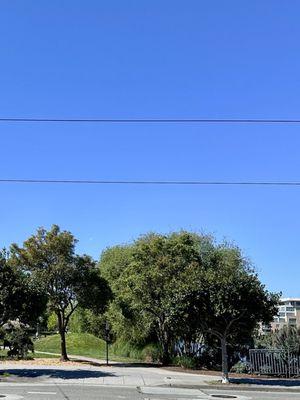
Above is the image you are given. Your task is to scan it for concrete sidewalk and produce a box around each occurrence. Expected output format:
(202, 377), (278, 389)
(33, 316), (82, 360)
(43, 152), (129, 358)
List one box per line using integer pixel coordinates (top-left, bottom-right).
(1, 354), (300, 393)
(0, 356), (216, 387)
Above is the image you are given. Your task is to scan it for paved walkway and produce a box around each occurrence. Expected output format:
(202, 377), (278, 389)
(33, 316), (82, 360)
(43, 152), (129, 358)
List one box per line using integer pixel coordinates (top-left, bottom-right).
(0, 354), (216, 387)
(2, 353), (300, 392)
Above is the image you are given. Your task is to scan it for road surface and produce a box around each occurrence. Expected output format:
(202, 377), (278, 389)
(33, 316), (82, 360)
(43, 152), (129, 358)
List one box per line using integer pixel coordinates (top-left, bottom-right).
(1, 384), (300, 400)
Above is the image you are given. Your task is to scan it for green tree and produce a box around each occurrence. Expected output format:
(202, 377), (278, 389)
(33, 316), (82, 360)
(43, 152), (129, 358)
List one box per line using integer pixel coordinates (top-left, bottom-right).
(11, 225), (111, 361)
(100, 231), (214, 364)
(100, 245), (153, 345)
(99, 231), (279, 378)
(0, 249), (45, 328)
(191, 245), (279, 383)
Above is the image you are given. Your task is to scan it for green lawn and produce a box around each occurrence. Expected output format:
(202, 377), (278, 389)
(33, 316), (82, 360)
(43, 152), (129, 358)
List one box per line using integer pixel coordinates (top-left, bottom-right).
(34, 333), (141, 362)
(1, 333), (157, 363)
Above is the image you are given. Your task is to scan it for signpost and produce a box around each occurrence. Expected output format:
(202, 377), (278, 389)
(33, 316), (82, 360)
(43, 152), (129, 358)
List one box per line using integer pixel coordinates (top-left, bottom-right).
(104, 321), (110, 366)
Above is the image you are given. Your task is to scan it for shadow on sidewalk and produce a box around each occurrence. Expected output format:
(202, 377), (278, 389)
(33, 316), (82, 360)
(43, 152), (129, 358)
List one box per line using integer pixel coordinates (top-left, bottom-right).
(0, 368), (115, 380)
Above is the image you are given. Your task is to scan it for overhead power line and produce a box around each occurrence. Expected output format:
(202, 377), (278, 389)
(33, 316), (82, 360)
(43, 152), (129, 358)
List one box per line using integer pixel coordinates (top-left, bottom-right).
(1, 179), (300, 186)
(1, 117), (300, 124)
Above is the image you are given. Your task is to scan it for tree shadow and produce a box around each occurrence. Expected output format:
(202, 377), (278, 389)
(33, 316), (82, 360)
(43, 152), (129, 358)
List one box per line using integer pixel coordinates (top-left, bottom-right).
(230, 377), (300, 387)
(0, 368), (115, 380)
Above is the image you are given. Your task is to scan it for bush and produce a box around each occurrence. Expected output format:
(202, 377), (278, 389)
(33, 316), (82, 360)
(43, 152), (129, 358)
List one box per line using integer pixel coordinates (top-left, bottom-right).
(259, 365), (272, 375)
(141, 343), (161, 363)
(111, 340), (161, 362)
(174, 355), (198, 369)
(230, 361), (251, 374)
(2, 321), (34, 359)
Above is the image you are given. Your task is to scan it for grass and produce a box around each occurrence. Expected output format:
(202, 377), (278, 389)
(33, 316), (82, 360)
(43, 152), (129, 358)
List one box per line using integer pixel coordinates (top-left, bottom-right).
(34, 333), (142, 362)
(1, 333), (160, 363)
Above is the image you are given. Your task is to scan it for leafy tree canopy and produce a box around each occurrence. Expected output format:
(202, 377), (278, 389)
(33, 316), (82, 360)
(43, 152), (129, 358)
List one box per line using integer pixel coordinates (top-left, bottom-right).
(11, 225), (111, 361)
(100, 231), (215, 363)
(0, 249), (45, 328)
(99, 231), (279, 374)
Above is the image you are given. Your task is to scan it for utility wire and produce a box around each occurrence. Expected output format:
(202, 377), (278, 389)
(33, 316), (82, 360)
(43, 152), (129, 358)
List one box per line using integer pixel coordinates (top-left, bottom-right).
(1, 117), (300, 124)
(1, 179), (300, 186)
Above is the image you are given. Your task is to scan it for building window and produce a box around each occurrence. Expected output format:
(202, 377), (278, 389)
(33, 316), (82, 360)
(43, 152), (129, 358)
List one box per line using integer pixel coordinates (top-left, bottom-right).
(278, 312), (286, 317)
(286, 307), (295, 312)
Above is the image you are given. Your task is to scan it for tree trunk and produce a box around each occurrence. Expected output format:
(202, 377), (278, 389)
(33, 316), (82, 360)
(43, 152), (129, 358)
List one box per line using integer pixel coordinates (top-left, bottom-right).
(57, 311), (69, 362)
(158, 321), (171, 365)
(220, 336), (229, 383)
(161, 341), (171, 365)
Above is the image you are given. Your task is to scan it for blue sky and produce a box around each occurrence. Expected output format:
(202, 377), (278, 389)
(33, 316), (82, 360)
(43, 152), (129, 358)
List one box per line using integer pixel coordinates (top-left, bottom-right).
(1, 1), (300, 296)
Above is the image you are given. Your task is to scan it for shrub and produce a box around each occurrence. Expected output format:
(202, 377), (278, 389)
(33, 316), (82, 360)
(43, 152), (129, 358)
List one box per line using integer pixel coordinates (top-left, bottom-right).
(259, 365), (272, 375)
(230, 361), (251, 374)
(110, 340), (161, 362)
(2, 321), (34, 359)
(141, 343), (161, 362)
(174, 355), (198, 369)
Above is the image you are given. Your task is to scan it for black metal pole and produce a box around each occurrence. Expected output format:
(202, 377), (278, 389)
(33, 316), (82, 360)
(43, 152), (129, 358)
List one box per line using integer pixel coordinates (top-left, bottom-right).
(105, 321), (110, 366)
(106, 339), (109, 366)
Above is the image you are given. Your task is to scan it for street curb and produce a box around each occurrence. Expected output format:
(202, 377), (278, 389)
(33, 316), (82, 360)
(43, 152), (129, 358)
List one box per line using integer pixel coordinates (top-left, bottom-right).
(1, 381), (300, 393)
(171, 384), (300, 393)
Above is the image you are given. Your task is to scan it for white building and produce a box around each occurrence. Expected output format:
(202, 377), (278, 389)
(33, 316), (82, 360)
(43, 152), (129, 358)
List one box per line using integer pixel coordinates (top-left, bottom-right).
(263, 298), (300, 332)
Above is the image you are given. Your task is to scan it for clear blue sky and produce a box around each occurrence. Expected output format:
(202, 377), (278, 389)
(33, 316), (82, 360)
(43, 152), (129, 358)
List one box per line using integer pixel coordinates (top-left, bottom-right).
(1, 1), (300, 296)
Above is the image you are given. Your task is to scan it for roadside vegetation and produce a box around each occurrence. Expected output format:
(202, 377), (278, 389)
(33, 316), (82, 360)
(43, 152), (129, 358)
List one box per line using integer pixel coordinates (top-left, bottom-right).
(34, 332), (159, 362)
(0, 225), (280, 383)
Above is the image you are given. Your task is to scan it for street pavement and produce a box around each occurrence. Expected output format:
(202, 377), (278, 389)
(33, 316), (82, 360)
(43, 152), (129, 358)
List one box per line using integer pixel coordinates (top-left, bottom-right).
(1, 384), (300, 400)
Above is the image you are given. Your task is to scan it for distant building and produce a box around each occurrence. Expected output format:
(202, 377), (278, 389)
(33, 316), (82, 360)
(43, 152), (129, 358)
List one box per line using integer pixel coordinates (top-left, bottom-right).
(261, 298), (300, 333)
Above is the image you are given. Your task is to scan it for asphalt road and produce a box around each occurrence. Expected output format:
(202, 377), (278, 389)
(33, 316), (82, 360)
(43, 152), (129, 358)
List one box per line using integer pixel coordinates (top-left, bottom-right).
(1, 385), (300, 400)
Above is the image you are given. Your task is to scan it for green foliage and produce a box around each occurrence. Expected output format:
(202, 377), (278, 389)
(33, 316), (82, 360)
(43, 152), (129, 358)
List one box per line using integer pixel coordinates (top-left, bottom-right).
(47, 312), (58, 332)
(259, 365), (272, 375)
(254, 332), (274, 349)
(100, 245), (134, 291)
(69, 307), (107, 338)
(0, 249), (46, 328)
(256, 326), (300, 356)
(140, 343), (161, 362)
(111, 340), (160, 362)
(273, 326), (300, 354)
(11, 225), (111, 360)
(35, 332), (159, 362)
(190, 244), (279, 341)
(100, 231), (214, 364)
(104, 301), (152, 344)
(174, 355), (198, 369)
(1, 225), (279, 376)
(99, 231), (279, 378)
(35, 332), (106, 357)
(230, 361), (251, 374)
(186, 244), (279, 381)
(1, 321), (34, 359)
(69, 308), (88, 334)
(100, 245), (151, 344)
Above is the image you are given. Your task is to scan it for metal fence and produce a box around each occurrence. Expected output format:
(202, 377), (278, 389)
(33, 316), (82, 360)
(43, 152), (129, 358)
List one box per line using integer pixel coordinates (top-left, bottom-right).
(249, 349), (300, 377)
